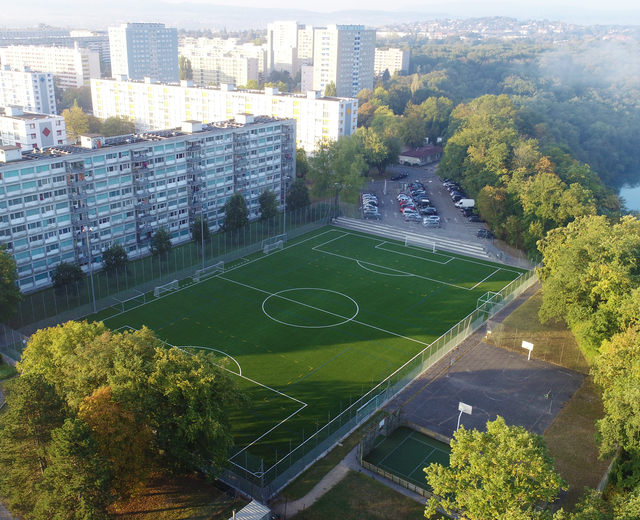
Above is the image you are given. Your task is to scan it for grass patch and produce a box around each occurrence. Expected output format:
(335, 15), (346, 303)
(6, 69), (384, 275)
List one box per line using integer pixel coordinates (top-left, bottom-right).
(0, 363), (18, 381)
(544, 377), (610, 512)
(485, 290), (589, 373)
(288, 470), (432, 520)
(281, 411), (385, 501)
(108, 474), (247, 520)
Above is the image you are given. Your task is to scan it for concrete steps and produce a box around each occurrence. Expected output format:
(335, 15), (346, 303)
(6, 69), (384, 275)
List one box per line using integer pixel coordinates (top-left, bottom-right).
(333, 217), (494, 261)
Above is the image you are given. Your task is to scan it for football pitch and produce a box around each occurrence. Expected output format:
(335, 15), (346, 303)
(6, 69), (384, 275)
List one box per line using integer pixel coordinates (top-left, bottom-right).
(103, 227), (526, 472)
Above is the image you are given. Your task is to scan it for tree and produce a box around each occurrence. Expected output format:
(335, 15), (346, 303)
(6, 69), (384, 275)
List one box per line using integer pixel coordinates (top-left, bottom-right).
(258, 189), (279, 222)
(356, 127), (400, 175)
(287, 178), (311, 212)
(381, 68), (391, 82)
(51, 261), (85, 289)
(324, 81), (337, 97)
(178, 56), (193, 81)
(307, 136), (367, 205)
(0, 244), (22, 324)
(100, 116), (135, 137)
(240, 79), (260, 90)
(424, 416), (566, 519)
(35, 418), (112, 520)
(62, 101), (101, 142)
(222, 192), (249, 232)
(592, 326), (640, 459)
(101, 244), (129, 272)
(399, 112), (427, 148)
(537, 215), (640, 358)
(57, 85), (92, 112)
(296, 148), (310, 178)
(191, 216), (210, 247)
(149, 226), (173, 257)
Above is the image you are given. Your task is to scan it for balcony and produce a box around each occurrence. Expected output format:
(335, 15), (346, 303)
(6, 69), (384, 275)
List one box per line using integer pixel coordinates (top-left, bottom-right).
(70, 192), (88, 202)
(186, 141), (203, 151)
(65, 163), (84, 173)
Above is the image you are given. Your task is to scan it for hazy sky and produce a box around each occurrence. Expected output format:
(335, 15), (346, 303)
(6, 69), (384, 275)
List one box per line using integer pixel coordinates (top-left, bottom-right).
(160, 0), (640, 12)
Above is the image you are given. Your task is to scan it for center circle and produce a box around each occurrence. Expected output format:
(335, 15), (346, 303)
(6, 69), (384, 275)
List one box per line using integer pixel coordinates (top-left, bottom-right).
(262, 288), (359, 328)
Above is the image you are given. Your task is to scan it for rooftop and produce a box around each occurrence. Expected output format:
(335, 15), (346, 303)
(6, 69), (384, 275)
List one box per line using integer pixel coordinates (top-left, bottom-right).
(399, 146), (444, 158)
(0, 107), (61, 121)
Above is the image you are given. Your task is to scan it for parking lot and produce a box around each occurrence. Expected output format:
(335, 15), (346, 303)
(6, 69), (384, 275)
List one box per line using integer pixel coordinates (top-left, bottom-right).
(359, 164), (492, 243)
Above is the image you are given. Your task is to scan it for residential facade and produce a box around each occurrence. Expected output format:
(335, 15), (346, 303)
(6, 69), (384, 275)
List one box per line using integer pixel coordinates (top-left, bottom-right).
(0, 66), (57, 115)
(91, 78), (358, 151)
(0, 116), (295, 292)
(179, 37), (267, 76)
(374, 48), (410, 75)
(267, 21), (304, 74)
(108, 23), (179, 82)
(0, 44), (100, 89)
(180, 46), (259, 87)
(312, 25), (376, 97)
(0, 107), (66, 149)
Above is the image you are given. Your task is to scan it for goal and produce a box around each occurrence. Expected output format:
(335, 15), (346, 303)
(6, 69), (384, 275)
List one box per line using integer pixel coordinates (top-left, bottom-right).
(261, 234), (287, 250)
(404, 236), (436, 253)
(193, 261), (225, 283)
(111, 290), (146, 312)
(154, 279), (179, 298)
(263, 240), (283, 254)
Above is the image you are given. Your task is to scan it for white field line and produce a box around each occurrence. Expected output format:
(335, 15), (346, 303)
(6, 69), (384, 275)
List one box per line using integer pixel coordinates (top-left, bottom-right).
(470, 268), (503, 290)
(376, 431), (419, 468)
(406, 447), (438, 478)
(376, 242), (455, 265)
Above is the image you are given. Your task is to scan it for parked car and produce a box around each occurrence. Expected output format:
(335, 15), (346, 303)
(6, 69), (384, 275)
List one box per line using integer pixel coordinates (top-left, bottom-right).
(468, 215), (483, 222)
(421, 206), (438, 215)
(405, 213), (422, 222)
(364, 211), (381, 220)
(462, 208), (474, 217)
(477, 229), (494, 239)
(391, 174), (401, 180)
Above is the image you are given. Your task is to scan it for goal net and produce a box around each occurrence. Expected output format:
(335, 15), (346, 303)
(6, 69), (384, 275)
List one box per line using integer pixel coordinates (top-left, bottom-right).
(261, 234), (287, 250)
(154, 279), (179, 298)
(263, 240), (283, 254)
(404, 236), (436, 253)
(193, 261), (224, 283)
(111, 290), (146, 312)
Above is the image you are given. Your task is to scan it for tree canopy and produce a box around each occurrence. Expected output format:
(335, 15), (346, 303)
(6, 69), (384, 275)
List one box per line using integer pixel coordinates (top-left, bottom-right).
(100, 116), (135, 137)
(0, 244), (22, 324)
(62, 101), (102, 142)
(51, 261), (84, 289)
(424, 416), (565, 519)
(101, 244), (129, 272)
(178, 56), (193, 81)
(222, 192), (249, 231)
(0, 322), (246, 518)
(149, 226), (173, 257)
(258, 188), (279, 221)
(191, 216), (210, 246)
(287, 178), (311, 212)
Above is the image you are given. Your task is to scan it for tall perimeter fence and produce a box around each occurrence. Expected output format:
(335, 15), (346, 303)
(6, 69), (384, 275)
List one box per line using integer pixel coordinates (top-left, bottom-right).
(219, 265), (540, 502)
(1, 201), (336, 360)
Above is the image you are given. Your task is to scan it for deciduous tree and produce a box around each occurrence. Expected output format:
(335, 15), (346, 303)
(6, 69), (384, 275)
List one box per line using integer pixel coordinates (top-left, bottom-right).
(258, 188), (279, 221)
(0, 243), (22, 323)
(101, 244), (129, 273)
(191, 216), (210, 247)
(287, 178), (310, 212)
(324, 81), (337, 97)
(424, 416), (565, 519)
(51, 261), (84, 289)
(222, 192), (249, 231)
(149, 226), (173, 257)
(179, 56), (193, 81)
(100, 116), (135, 137)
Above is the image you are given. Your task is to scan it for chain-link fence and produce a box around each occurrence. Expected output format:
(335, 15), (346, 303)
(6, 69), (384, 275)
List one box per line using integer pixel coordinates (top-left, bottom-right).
(484, 318), (589, 374)
(220, 266), (540, 502)
(0, 324), (28, 365)
(10, 201), (336, 336)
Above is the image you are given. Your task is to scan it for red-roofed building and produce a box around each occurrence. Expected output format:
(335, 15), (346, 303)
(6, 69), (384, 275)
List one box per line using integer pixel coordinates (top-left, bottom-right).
(398, 145), (443, 166)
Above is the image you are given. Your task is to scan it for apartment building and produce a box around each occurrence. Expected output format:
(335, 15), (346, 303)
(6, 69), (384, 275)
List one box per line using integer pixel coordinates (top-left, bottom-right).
(267, 21), (304, 74)
(374, 48), (410, 75)
(91, 78), (358, 151)
(0, 44), (100, 90)
(313, 25), (376, 97)
(180, 46), (259, 87)
(0, 66), (56, 115)
(0, 116), (296, 291)
(108, 23), (179, 82)
(179, 37), (267, 76)
(297, 26), (316, 68)
(0, 107), (66, 149)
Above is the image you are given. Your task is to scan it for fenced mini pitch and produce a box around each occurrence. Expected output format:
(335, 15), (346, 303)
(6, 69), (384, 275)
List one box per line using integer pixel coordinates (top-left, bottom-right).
(98, 227), (531, 500)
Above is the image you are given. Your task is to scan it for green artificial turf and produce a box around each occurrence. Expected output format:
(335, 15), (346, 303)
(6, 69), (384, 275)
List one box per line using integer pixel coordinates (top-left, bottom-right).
(103, 227), (524, 478)
(363, 426), (451, 490)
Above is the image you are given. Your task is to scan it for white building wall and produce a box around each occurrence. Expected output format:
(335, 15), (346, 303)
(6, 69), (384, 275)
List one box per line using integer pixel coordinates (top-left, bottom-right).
(374, 48), (410, 75)
(108, 23), (179, 82)
(0, 45), (100, 89)
(0, 67), (56, 115)
(91, 78), (358, 152)
(180, 47), (258, 86)
(0, 108), (66, 149)
(267, 21), (303, 74)
(0, 117), (295, 291)
(312, 25), (375, 98)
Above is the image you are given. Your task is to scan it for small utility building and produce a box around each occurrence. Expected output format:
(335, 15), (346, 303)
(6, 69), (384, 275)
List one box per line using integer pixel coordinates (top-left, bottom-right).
(229, 500), (271, 520)
(398, 145), (444, 166)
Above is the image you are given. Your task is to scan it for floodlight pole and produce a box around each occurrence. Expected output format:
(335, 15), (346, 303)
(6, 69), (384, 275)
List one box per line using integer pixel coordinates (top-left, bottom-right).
(85, 225), (97, 315)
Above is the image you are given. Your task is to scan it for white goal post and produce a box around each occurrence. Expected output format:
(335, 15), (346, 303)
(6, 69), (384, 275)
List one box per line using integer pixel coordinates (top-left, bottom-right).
(111, 290), (146, 312)
(261, 234), (287, 250)
(154, 279), (179, 298)
(263, 240), (283, 254)
(404, 236), (436, 253)
(193, 261), (225, 283)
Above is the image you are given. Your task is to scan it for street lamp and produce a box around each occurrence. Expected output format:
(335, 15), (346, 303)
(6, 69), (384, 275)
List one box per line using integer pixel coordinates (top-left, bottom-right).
(85, 225), (97, 314)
